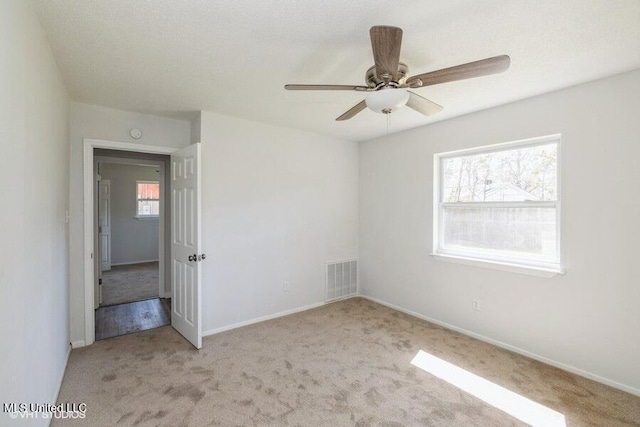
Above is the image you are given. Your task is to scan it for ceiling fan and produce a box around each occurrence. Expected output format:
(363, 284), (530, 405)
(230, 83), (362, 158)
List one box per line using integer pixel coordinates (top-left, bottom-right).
(284, 26), (510, 121)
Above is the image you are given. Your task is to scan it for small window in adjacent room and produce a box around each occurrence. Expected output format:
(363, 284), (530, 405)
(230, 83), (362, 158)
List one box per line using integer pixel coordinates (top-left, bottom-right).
(136, 181), (160, 218)
(433, 135), (561, 273)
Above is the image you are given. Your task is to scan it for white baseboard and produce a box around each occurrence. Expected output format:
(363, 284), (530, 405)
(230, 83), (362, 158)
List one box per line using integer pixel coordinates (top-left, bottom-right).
(203, 295), (356, 337)
(71, 340), (86, 349)
(110, 259), (159, 266)
(360, 294), (640, 397)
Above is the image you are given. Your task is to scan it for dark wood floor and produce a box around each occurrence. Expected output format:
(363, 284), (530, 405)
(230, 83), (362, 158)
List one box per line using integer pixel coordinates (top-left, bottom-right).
(95, 298), (170, 341)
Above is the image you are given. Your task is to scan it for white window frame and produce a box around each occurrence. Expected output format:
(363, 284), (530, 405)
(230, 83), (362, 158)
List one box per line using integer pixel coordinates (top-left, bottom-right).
(135, 180), (160, 219)
(432, 134), (563, 277)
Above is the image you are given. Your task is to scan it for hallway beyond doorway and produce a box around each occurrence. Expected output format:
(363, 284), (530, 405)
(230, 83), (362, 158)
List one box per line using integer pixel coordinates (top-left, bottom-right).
(102, 261), (159, 306)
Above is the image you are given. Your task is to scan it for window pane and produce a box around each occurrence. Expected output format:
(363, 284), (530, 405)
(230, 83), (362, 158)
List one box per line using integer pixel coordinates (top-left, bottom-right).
(442, 143), (557, 202)
(137, 200), (160, 216)
(442, 206), (557, 263)
(137, 182), (159, 200)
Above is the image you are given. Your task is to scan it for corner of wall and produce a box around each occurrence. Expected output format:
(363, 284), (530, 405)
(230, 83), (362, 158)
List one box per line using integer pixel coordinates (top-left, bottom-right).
(190, 111), (202, 144)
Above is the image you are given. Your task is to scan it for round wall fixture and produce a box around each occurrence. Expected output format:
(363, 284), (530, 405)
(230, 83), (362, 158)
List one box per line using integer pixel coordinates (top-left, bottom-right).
(129, 128), (142, 139)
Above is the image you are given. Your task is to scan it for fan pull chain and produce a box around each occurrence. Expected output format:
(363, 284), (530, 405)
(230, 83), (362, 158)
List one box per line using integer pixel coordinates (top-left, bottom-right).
(386, 112), (390, 135)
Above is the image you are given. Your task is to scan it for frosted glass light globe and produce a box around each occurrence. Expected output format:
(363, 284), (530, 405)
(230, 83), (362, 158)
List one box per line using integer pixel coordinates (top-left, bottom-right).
(365, 88), (410, 114)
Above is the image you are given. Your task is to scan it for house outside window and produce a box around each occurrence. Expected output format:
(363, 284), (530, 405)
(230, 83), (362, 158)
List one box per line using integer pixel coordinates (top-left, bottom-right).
(433, 135), (561, 272)
(136, 181), (160, 218)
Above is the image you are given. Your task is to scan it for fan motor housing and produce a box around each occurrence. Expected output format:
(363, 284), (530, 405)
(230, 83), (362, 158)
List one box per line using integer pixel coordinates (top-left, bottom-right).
(366, 62), (409, 87)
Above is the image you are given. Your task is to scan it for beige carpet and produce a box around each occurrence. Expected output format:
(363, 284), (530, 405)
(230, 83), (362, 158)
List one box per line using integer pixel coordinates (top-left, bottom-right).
(101, 262), (159, 306)
(56, 298), (640, 426)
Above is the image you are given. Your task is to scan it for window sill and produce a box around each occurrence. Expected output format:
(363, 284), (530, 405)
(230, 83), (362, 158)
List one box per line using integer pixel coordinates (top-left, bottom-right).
(134, 216), (159, 220)
(430, 253), (564, 278)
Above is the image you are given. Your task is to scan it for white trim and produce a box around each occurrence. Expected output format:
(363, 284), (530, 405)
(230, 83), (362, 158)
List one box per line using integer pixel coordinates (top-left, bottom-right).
(86, 138), (179, 154)
(430, 253), (563, 278)
(71, 340), (86, 349)
(360, 295), (640, 397)
(325, 257), (358, 265)
(437, 134), (561, 159)
(110, 259), (160, 266)
(433, 134), (562, 272)
(556, 137), (563, 268)
(84, 138), (178, 346)
(432, 153), (440, 254)
(441, 201), (557, 208)
(202, 295), (357, 337)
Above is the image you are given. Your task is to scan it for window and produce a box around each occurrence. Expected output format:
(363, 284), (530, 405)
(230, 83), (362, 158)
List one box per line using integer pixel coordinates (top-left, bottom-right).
(136, 181), (160, 218)
(433, 135), (561, 272)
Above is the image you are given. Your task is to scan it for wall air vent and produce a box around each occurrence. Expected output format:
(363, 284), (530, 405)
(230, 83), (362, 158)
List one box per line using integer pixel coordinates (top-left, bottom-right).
(326, 259), (357, 301)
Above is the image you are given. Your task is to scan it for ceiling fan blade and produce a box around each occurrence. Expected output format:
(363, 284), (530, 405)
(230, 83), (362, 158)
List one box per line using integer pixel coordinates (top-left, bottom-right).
(370, 26), (403, 81)
(406, 55), (511, 88)
(336, 100), (367, 121)
(285, 84), (369, 91)
(406, 91), (443, 116)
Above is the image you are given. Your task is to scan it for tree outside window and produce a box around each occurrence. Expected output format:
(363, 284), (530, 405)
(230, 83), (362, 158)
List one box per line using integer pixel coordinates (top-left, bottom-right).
(434, 135), (561, 271)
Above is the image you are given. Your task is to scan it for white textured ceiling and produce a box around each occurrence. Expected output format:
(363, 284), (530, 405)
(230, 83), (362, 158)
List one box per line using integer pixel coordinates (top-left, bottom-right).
(33, 0), (640, 141)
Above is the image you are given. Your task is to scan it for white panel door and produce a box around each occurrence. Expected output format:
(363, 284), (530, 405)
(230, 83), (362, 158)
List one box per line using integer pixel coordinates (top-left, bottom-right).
(171, 143), (202, 349)
(99, 179), (111, 272)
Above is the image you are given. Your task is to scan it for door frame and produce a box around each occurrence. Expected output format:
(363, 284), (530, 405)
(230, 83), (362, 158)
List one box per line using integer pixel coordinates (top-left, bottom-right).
(83, 138), (178, 346)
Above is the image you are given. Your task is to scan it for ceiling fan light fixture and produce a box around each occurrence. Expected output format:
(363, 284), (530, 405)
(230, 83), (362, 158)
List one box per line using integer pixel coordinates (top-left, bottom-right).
(285, 26), (511, 121)
(365, 88), (409, 114)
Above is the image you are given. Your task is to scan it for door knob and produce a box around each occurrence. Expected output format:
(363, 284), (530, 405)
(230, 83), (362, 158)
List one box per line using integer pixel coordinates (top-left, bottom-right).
(189, 254), (206, 262)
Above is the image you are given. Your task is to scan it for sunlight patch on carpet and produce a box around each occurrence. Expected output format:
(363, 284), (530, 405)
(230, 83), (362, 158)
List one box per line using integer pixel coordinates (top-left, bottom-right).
(411, 350), (566, 427)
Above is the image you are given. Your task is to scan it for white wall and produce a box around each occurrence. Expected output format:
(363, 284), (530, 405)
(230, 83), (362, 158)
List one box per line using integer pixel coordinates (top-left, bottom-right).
(199, 112), (359, 332)
(69, 103), (190, 344)
(0, 1), (70, 424)
(190, 111), (201, 144)
(100, 163), (160, 265)
(359, 69), (640, 394)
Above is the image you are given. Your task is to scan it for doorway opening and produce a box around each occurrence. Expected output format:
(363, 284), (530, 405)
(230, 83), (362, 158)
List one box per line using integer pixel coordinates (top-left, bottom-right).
(93, 149), (171, 340)
(83, 138), (202, 349)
